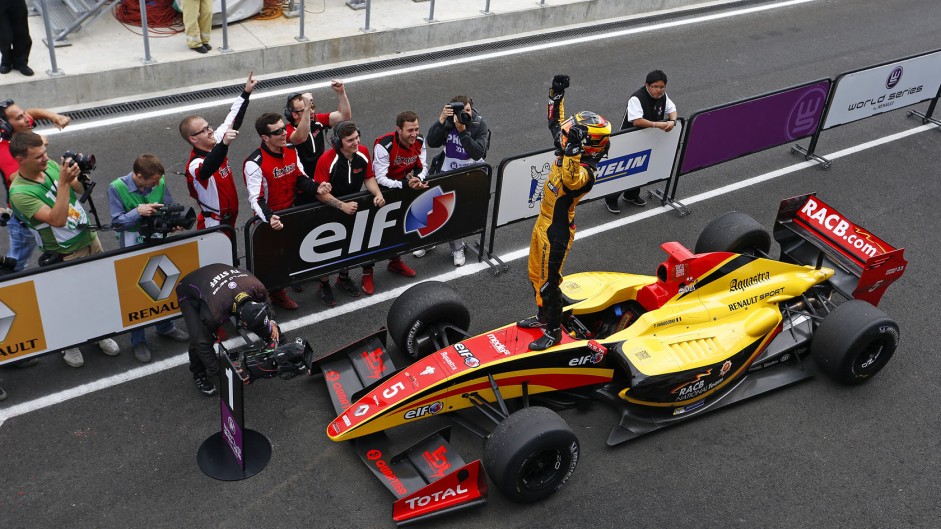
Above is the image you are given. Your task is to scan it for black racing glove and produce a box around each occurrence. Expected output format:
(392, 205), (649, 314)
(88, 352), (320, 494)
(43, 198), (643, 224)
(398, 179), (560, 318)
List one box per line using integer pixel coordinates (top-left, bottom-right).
(564, 124), (587, 156)
(549, 74), (570, 101)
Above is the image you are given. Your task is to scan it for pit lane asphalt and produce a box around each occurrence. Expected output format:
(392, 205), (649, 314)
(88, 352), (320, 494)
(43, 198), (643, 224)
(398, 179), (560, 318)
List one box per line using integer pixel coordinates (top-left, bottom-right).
(2, 0), (941, 527)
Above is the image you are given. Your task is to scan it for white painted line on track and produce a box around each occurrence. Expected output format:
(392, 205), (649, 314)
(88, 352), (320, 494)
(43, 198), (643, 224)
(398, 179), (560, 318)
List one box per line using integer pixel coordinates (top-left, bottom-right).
(35, 0), (819, 137)
(1, 121), (935, 428)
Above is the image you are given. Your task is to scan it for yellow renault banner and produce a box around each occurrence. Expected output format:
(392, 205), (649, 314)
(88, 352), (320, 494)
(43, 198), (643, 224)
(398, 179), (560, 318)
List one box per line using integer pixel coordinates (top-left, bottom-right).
(0, 281), (48, 362)
(113, 242), (201, 327)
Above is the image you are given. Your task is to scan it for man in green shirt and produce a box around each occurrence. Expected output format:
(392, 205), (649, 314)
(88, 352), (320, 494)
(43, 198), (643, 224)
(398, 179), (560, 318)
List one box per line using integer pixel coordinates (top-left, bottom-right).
(8, 131), (120, 367)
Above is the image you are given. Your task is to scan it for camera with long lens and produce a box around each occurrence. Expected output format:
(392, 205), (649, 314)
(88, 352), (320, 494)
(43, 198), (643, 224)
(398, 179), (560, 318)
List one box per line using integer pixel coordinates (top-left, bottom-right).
(227, 338), (314, 383)
(138, 204), (197, 239)
(448, 102), (472, 125)
(0, 256), (17, 276)
(62, 150), (96, 184)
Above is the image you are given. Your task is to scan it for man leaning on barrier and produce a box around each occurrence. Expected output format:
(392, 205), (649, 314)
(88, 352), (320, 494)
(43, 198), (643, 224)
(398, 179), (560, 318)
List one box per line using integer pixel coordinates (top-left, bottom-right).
(7, 130), (121, 367)
(108, 154), (191, 363)
(284, 80), (352, 182)
(603, 69), (677, 214)
(415, 95), (491, 267)
(175, 263), (282, 397)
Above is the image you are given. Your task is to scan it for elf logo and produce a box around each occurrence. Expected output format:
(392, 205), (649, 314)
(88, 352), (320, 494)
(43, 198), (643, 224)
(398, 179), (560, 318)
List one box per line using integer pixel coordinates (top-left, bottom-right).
(404, 401), (444, 420)
(454, 343), (479, 367)
(404, 186), (456, 238)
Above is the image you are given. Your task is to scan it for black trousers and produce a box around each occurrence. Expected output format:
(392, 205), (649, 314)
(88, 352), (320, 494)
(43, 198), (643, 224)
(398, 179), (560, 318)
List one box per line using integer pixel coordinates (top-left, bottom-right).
(179, 297), (220, 379)
(0, 0), (32, 68)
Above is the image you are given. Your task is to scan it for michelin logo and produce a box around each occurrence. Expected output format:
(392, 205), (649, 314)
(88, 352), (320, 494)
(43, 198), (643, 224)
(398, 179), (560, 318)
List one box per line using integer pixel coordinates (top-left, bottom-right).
(595, 149), (651, 184)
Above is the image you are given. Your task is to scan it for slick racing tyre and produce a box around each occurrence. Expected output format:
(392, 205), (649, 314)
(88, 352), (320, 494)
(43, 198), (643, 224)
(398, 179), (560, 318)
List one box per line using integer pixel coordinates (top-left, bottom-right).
(483, 406), (579, 503)
(388, 281), (471, 360)
(695, 211), (771, 256)
(811, 300), (900, 385)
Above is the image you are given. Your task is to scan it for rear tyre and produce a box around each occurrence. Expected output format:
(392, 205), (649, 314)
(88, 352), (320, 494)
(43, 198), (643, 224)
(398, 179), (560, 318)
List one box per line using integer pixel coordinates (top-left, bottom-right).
(483, 406), (579, 503)
(695, 211), (771, 256)
(387, 281), (470, 360)
(811, 300), (899, 385)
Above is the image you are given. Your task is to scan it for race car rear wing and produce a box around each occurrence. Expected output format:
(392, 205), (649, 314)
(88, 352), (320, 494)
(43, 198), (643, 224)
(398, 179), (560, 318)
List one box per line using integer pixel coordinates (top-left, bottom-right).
(773, 193), (907, 306)
(316, 329), (487, 527)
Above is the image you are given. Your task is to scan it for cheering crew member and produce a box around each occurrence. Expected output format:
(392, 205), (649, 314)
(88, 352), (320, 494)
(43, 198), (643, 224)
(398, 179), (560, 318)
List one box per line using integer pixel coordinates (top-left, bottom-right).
(284, 79), (352, 183)
(518, 75), (612, 351)
(368, 110), (427, 284)
(179, 71), (257, 231)
(176, 264), (281, 396)
(244, 112), (327, 309)
(313, 121), (385, 302)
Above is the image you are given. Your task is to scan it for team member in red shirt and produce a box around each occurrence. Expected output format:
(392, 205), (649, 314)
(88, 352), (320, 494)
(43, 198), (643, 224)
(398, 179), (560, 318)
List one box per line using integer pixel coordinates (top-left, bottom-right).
(313, 121), (385, 301)
(368, 110), (427, 284)
(244, 112), (327, 309)
(179, 72), (256, 232)
(284, 79), (351, 186)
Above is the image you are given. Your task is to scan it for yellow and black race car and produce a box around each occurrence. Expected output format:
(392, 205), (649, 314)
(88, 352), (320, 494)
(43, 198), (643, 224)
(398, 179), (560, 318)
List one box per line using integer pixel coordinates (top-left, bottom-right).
(316, 193), (907, 527)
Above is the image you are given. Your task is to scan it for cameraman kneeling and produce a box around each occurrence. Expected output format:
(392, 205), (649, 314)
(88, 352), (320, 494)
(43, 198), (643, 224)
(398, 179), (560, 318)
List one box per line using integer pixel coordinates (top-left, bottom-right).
(175, 264), (281, 397)
(108, 154), (190, 363)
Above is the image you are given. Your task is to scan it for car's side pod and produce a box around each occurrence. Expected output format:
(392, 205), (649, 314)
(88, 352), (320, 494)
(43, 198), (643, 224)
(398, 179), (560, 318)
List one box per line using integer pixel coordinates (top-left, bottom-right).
(773, 193), (907, 306)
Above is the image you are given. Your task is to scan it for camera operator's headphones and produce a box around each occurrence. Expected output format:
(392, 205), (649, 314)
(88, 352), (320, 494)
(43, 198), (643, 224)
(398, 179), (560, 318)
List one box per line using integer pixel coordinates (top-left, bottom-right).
(233, 292), (273, 336)
(0, 99), (14, 140)
(331, 121), (359, 150)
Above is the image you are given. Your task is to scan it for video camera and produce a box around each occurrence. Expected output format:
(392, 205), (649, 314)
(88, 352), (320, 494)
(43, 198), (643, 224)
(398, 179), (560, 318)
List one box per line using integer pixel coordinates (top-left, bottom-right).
(448, 102), (473, 125)
(226, 338), (315, 383)
(138, 204), (197, 239)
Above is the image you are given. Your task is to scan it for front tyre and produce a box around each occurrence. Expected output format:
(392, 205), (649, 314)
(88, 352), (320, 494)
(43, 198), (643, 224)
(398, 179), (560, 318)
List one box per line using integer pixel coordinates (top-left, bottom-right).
(483, 406), (579, 503)
(387, 281), (470, 360)
(811, 300), (899, 385)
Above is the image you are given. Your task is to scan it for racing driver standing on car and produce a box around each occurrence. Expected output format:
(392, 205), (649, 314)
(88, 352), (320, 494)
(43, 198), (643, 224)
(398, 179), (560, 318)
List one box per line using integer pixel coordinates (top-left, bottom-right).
(518, 75), (612, 350)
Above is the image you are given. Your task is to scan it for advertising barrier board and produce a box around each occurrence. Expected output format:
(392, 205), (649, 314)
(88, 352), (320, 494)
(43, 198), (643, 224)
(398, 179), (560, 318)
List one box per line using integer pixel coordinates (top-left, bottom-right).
(823, 49), (941, 129)
(679, 79), (831, 175)
(0, 229), (235, 365)
(493, 124), (683, 228)
(247, 165), (491, 289)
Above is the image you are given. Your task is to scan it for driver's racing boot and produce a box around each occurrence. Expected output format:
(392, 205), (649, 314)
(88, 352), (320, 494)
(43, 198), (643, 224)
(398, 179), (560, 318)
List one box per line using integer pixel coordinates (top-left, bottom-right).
(517, 308), (547, 329)
(529, 327), (562, 351)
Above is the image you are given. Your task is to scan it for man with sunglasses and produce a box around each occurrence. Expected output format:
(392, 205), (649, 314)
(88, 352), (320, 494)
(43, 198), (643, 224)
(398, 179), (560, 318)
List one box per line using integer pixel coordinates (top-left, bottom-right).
(244, 112), (328, 309)
(175, 263), (281, 397)
(179, 71), (256, 232)
(284, 79), (351, 184)
(2, 99), (71, 271)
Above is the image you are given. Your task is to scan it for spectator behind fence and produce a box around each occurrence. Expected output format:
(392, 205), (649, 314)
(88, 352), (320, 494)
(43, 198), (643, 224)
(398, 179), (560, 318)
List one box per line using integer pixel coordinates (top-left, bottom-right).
(366, 110), (427, 293)
(603, 69), (677, 214)
(180, 72), (257, 233)
(0, 0), (34, 76)
(107, 154), (191, 363)
(181, 0), (213, 54)
(313, 121), (385, 303)
(415, 95), (491, 267)
(175, 264), (281, 397)
(7, 131), (120, 367)
(2, 99), (71, 272)
(244, 112), (328, 310)
(284, 79), (352, 187)
(518, 75), (612, 351)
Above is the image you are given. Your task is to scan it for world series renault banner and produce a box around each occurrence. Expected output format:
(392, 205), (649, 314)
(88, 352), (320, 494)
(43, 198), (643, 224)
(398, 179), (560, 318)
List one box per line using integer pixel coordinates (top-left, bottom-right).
(247, 165), (491, 289)
(823, 49), (941, 129)
(0, 230), (234, 365)
(494, 124), (683, 227)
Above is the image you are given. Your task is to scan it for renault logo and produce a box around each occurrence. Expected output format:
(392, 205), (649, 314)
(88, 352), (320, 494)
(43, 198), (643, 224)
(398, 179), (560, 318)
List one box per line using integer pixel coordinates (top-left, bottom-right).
(139, 255), (181, 301)
(0, 300), (13, 342)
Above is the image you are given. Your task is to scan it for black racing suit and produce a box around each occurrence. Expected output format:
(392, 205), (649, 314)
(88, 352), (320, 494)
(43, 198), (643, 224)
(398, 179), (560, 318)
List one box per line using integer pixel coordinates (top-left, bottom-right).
(526, 92), (596, 332)
(175, 263), (269, 378)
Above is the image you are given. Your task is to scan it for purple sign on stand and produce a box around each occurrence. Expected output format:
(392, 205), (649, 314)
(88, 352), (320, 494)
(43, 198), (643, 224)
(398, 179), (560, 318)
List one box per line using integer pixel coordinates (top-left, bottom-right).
(680, 79), (831, 175)
(220, 399), (244, 468)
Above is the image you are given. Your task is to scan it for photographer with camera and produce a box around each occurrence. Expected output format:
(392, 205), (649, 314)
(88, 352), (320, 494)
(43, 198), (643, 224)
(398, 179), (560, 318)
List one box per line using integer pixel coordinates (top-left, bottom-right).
(414, 96), (491, 267)
(175, 263), (282, 397)
(107, 154), (191, 363)
(7, 130), (120, 367)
